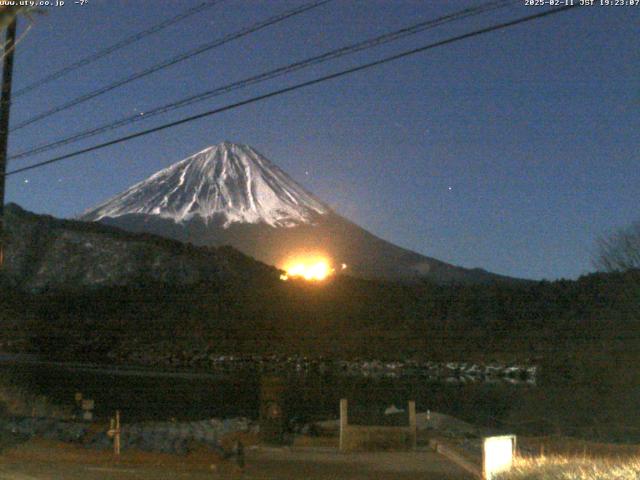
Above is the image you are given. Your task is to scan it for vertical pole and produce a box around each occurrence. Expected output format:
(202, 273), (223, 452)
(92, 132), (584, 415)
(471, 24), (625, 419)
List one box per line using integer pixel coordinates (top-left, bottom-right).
(0, 13), (17, 269)
(408, 400), (416, 450)
(114, 410), (121, 456)
(339, 398), (347, 451)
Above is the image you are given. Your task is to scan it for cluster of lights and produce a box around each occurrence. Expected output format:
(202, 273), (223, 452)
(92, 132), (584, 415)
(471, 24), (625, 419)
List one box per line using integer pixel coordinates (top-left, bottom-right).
(279, 256), (347, 282)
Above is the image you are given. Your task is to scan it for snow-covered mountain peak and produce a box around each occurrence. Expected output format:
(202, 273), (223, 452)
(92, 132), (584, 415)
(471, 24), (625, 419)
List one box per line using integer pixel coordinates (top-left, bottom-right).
(81, 141), (329, 227)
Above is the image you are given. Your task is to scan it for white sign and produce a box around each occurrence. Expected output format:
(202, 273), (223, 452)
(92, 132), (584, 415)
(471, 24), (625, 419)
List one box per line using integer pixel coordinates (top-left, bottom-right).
(483, 435), (516, 480)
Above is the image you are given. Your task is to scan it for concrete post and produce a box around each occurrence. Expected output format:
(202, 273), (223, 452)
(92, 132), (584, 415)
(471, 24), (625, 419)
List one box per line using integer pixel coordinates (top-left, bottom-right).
(339, 398), (348, 451)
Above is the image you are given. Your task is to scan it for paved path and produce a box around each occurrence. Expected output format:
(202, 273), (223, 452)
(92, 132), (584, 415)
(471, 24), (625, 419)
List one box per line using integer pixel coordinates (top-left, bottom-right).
(0, 443), (473, 480)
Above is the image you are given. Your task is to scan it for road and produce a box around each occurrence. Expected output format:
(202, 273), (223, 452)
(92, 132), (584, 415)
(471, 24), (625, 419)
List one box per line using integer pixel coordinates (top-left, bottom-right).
(0, 439), (473, 480)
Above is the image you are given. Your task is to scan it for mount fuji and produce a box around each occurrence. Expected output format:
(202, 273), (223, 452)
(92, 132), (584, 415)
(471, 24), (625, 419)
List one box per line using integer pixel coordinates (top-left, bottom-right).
(81, 141), (512, 284)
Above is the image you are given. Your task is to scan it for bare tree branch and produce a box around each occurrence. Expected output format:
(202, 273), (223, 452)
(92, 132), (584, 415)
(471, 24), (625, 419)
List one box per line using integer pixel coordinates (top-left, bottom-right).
(594, 221), (640, 272)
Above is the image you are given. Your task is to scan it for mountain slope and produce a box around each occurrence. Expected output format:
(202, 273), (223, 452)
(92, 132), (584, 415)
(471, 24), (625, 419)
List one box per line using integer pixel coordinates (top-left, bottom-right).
(81, 141), (516, 284)
(82, 142), (328, 228)
(2, 203), (278, 290)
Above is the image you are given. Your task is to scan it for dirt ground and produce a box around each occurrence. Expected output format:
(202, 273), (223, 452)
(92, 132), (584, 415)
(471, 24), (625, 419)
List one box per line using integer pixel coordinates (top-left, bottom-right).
(0, 437), (473, 480)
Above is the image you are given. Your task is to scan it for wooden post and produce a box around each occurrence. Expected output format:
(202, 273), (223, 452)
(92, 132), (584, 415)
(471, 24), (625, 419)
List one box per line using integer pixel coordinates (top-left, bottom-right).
(408, 400), (416, 449)
(339, 398), (348, 451)
(115, 410), (121, 456)
(109, 410), (121, 457)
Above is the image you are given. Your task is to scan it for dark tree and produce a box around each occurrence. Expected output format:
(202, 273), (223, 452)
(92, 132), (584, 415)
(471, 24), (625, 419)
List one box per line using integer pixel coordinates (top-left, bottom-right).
(594, 221), (640, 272)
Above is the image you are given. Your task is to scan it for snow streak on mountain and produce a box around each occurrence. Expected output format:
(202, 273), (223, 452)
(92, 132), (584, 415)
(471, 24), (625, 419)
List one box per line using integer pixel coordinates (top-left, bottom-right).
(82, 142), (328, 228)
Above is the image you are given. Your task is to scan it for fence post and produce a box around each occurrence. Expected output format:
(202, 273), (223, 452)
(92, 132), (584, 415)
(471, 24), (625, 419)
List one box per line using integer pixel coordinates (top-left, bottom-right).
(408, 400), (416, 449)
(109, 410), (121, 457)
(115, 410), (121, 456)
(339, 398), (348, 451)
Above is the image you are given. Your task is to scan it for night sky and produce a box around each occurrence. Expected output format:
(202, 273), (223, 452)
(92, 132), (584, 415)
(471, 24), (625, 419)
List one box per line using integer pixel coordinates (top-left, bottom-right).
(4, 0), (638, 280)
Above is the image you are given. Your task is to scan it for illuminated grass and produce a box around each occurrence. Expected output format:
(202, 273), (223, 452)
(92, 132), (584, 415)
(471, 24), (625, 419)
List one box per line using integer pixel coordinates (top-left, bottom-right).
(497, 455), (640, 480)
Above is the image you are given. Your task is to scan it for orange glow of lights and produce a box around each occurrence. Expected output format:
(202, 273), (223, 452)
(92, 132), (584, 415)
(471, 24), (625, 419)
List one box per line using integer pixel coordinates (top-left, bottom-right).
(280, 256), (337, 281)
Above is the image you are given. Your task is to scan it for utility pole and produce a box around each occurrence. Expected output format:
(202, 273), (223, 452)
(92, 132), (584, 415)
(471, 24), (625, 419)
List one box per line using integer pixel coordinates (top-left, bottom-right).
(0, 12), (17, 268)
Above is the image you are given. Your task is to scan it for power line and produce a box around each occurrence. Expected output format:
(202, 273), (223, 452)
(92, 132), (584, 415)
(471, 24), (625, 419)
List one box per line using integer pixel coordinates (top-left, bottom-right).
(13, 0), (225, 98)
(9, 0), (333, 131)
(4, 5), (579, 177)
(9, 0), (517, 162)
